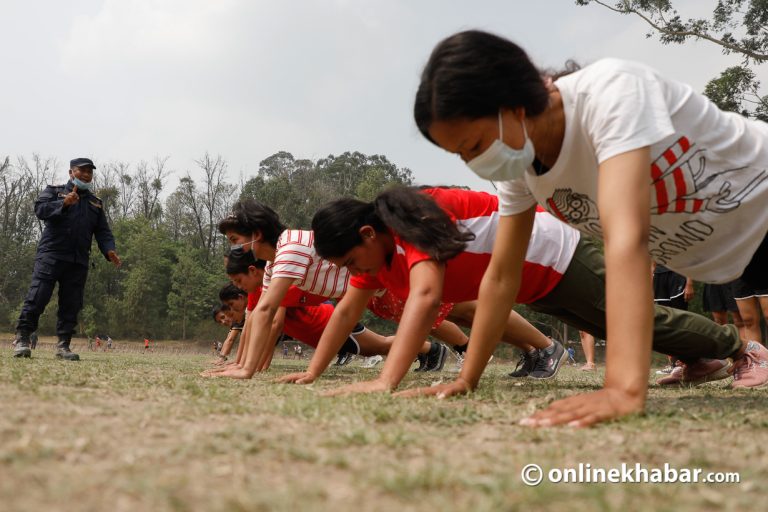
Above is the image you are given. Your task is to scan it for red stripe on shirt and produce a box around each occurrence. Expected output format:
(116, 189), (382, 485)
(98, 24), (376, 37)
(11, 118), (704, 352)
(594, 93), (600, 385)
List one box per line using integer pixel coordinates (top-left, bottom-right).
(673, 168), (687, 212)
(663, 148), (677, 166)
(654, 180), (669, 214)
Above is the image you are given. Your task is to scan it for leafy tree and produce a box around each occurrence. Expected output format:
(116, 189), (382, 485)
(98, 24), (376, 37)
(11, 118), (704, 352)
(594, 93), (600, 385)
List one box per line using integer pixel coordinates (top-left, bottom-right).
(174, 153), (236, 261)
(577, 1), (768, 119)
(576, 1), (768, 63)
(241, 151), (414, 229)
(168, 250), (218, 340)
(119, 219), (175, 337)
(703, 65), (768, 120)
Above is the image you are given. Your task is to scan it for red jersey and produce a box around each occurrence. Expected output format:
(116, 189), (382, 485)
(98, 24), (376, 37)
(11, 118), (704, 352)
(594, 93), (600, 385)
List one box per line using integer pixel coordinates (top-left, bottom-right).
(246, 286), (326, 312)
(246, 287), (334, 347)
(350, 188), (580, 305)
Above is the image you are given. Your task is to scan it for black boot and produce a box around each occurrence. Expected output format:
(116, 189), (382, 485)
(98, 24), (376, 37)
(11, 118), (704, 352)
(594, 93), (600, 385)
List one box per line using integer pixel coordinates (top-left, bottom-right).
(13, 332), (32, 358)
(56, 339), (80, 361)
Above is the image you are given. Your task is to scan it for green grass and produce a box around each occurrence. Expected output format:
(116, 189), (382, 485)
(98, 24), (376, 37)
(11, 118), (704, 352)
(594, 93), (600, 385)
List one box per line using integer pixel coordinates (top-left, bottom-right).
(0, 346), (765, 512)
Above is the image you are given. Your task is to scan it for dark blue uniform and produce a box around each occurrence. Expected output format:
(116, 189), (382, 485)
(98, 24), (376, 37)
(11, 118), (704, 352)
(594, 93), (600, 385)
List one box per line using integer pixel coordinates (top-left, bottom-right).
(16, 181), (116, 340)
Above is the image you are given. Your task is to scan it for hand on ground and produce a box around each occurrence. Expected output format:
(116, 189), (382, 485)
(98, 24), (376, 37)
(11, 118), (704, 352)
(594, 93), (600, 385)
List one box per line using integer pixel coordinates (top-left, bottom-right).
(320, 379), (391, 397)
(518, 388), (645, 428)
(274, 371), (316, 385)
(393, 378), (471, 399)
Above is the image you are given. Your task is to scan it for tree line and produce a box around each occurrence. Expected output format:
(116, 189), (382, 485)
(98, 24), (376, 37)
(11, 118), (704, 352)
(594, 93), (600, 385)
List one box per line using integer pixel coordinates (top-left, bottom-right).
(0, 151), (413, 341)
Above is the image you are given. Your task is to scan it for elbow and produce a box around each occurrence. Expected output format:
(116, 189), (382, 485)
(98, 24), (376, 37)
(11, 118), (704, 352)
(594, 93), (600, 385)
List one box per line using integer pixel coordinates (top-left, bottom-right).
(255, 302), (279, 320)
(604, 228), (650, 259)
(410, 286), (442, 316)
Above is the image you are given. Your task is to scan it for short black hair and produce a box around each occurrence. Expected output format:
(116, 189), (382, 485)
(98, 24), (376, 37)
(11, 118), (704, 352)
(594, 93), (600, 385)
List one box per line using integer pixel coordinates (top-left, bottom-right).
(226, 247), (267, 275)
(219, 283), (247, 302)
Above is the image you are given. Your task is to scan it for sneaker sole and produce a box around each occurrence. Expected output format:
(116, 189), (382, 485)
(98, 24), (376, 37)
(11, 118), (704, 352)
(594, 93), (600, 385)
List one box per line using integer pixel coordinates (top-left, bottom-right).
(732, 378), (768, 389)
(684, 361), (732, 386)
(529, 345), (568, 380)
(13, 351), (32, 358)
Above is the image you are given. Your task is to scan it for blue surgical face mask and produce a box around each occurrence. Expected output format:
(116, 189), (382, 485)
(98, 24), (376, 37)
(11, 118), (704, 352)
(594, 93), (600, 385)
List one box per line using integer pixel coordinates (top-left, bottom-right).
(466, 110), (535, 182)
(72, 177), (93, 191)
(231, 240), (257, 252)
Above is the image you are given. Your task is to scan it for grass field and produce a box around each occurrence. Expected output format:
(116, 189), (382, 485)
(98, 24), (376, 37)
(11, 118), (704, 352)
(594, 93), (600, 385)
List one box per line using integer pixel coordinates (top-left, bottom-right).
(1, 342), (766, 512)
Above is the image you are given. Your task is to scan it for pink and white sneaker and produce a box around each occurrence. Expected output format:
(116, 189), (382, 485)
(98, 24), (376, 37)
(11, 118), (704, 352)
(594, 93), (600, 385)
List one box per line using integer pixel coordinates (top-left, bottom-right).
(732, 341), (768, 389)
(657, 359), (732, 386)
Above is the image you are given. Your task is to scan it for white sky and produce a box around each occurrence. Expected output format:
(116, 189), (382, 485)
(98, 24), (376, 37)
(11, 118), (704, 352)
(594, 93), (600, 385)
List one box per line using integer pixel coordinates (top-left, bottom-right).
(1, 0), (758, 193)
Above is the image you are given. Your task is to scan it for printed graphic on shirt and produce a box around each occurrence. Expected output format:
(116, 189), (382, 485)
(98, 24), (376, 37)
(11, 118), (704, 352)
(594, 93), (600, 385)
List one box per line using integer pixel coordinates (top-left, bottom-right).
(546, 189), (602, 239)
(543, 135), (768, 266)
(649, 136), (768, 215)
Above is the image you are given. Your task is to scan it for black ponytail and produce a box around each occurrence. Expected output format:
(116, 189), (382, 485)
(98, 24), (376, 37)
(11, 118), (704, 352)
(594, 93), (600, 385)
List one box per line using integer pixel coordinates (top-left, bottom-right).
(312, 186), (474, 263)
(218, 199), (285, 246)
(226, 247), (267, 275)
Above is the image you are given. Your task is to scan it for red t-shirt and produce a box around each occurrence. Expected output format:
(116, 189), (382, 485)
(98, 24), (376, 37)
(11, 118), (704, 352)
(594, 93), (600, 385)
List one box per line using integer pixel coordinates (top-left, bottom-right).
(246, 287), (334, 347)
(246, 286), (326, 312)
(350, 188), (580, 305)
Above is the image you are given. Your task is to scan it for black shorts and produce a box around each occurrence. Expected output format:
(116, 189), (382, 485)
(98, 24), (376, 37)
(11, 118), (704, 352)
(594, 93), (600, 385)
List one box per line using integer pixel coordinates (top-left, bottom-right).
(741, 229), (768, 289)
(703, 282), (739, 312)
(653, 271), (688, 310)
(731, 278), (768, 301)
(337, 323), (365, 355)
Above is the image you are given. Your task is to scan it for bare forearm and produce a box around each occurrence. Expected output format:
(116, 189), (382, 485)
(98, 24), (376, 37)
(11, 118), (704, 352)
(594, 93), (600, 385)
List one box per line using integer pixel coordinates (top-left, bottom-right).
(242, 310), (278, 375)
(604, 242), (653, 397)
(220, 330), (237, 357)
(256, 319), (283, 371)
(378, 295), (440, 388)
(459, 276), (513, 389)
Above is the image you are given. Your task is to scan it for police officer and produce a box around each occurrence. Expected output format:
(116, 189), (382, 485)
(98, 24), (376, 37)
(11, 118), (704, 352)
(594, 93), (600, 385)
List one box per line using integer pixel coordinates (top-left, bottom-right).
(13, 158), (121, 360)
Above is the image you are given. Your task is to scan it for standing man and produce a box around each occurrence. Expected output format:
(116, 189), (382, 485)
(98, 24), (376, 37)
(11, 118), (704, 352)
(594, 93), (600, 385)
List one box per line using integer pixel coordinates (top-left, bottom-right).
(13, 158), (121, 360)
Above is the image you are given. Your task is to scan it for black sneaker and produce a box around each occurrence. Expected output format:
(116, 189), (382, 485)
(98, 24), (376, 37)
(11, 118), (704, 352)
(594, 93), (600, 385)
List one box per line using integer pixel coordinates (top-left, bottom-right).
(424, 342), (448, 372)
(13, 334), (32, 358)
(413, 354), (428, 372)
(508, 350), (538, 378)
(529, 340), (566, 379)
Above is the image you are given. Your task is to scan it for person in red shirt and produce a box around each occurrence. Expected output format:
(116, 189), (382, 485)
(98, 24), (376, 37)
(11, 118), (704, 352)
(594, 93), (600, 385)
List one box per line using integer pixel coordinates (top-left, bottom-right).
(280, 186), (747, 399)
(212, 202), (463, 378)
(202, 248), (446, 378)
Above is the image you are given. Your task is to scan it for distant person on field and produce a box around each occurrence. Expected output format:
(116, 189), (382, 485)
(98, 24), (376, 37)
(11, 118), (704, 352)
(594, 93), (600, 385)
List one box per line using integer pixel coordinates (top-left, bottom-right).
(578, 330), (596, 371)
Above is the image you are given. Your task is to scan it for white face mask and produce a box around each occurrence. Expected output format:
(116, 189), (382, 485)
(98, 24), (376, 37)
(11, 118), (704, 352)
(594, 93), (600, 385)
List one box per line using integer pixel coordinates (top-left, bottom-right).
(466, 110), (535, 182)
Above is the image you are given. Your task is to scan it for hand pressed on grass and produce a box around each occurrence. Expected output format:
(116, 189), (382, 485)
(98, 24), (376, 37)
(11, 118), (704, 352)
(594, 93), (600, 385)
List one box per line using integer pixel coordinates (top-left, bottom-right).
(213, 367), (252, 379)
(519, 388), (645, 428)
(393, 377), (471, 399)
(275, 371), (317, 384)
(321, 378), (391, 397)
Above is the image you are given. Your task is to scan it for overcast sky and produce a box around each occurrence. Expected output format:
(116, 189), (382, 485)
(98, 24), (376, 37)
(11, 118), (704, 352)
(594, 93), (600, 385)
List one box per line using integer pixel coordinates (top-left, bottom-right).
(1, 0), (757, 193)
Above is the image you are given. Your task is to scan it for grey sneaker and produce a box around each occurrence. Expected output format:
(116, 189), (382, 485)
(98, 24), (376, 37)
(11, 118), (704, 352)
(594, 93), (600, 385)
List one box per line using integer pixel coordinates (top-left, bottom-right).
(448, 351), (465, 373)
(529, 340), (566, 379)
(56, 339), (80, 361)
(424, 342), (449, 372)
(508, 350), (538, 378)
(361, 355), (384, 368)
(13, 334), (32, 358)
(335, 352), (354, 366)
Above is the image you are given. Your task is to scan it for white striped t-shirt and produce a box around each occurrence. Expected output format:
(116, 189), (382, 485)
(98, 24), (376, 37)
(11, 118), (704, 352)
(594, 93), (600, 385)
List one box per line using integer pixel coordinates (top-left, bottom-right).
(262, 229), (349, 299)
